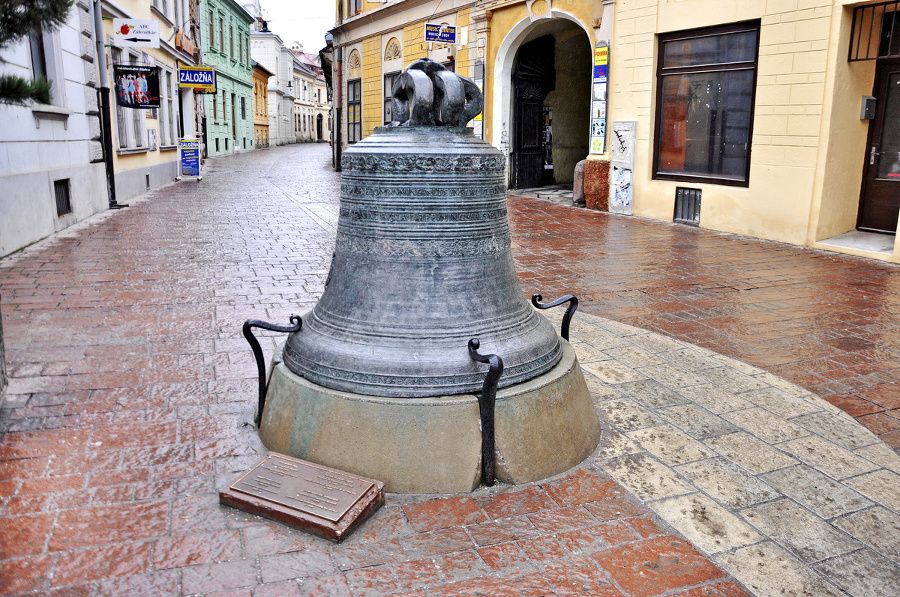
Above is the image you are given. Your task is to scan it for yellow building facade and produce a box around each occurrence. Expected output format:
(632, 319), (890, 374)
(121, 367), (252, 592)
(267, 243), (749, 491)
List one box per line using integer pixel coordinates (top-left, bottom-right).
(252, 61), (272, 147)
(100, 0), (203, 200)
(330, 0), (900, 263)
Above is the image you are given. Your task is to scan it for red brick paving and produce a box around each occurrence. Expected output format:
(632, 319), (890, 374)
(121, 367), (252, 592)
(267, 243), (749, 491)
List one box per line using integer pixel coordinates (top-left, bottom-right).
(508, 196), (900, 450)
(5, 143), (894, 594)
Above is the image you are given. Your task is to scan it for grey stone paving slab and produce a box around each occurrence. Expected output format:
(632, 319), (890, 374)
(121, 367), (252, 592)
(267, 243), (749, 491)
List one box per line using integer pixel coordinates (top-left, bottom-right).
(615, 379), (688, 409)
(706, 432), (799, 474)
(715, 541), (848, 597)
(570, 342), (611, 364)
(604, 345), (667, 368)
(637, 363), (707, 388)
(813, 548), (900, 597)
(658, 403), (739, 439)
(740, 386), (824, 419)
(676, 457), (781, 509)
(596, 398), (661, 431)
(581, 360), (645, 384)
(601, 452), (695, 501)
(761, 465), (874, 519)
(722, 407), (810, 444)
(626, 424), (716, 465)
(742, 499), (861, 563)
(701, 366), (770, 393)
(677, 383), (754, 414)
(855, 442), (900, 474)
(833, 507), (900, 560)
(592, 428), (643, 460)
(792, 411), (881, 451)
(626, 331), (685, 352)
(649, 493), (763, 554)
(658, 347), (724, 371)
(780, 435), (881, 480)
(843, 469), (900, 512)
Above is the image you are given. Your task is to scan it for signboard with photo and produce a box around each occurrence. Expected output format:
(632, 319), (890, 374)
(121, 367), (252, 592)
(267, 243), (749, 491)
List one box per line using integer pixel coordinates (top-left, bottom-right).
(114, 65), (161, 109)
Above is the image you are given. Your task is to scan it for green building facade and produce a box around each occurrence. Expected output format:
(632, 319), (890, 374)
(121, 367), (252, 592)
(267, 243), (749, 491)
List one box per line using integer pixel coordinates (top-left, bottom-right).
(200, 0), (254, 156)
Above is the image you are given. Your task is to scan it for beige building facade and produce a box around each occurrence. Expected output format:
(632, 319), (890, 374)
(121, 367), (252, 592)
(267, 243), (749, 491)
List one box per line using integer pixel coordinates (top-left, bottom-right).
(330, 0), (900, 263)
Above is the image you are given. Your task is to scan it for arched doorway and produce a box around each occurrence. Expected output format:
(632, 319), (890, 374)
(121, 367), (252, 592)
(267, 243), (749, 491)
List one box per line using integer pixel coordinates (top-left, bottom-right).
(317, 113), (324, 141)
(496, 17), (592, 190)
(512, 36), (555, 188)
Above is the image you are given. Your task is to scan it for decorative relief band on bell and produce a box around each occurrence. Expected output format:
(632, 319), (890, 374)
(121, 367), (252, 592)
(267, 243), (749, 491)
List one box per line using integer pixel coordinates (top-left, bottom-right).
(334, 232), (511, 258)
(283, 342), (561, 393)
(338, 206), (508, 224)
(342, 154), (507, 174)
(340, 183), (507, 199)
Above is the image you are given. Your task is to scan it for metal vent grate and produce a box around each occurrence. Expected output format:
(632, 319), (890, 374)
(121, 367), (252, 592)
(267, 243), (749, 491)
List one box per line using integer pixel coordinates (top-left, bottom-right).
(674, 187), (701, 226)
(54, 179), (71, 217)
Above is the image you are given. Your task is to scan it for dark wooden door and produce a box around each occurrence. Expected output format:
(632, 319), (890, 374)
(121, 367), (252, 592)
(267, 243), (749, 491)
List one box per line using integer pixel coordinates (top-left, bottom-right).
(511, 36), (555, 189)
(859, 58), (900, 233)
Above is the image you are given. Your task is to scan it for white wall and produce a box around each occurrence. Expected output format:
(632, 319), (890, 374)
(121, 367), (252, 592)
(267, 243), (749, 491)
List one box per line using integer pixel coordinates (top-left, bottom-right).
(0, 0), (107, 257)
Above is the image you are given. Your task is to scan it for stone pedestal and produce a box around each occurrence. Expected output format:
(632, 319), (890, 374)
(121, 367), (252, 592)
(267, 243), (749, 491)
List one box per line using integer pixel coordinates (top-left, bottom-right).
(259, 341), (602, 493)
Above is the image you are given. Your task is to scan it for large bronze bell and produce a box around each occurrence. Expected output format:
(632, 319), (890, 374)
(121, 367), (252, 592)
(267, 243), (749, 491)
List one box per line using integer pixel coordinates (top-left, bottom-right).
(282, 59), (562, 397)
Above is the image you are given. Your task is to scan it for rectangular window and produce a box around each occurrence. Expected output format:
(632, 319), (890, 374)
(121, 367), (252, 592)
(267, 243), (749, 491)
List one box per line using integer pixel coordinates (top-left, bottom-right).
(349, 0), (362, 16)
(213, 91), (218, 120)
(347, 78), (361, 143)
(112, 49), (147, 150)
(239, 34), (244, 63)
(209, 10), (214, 46)
(29, 31), (47, 79)
(219, 18), (224, 52)
(230, 26), (234, 58)
(654, 21), (760, 186)
(241, 96), (246, 119)
(383, 71), (400, 124)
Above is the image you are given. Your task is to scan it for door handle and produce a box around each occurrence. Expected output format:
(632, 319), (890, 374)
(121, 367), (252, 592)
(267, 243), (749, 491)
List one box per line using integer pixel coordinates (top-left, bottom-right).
(871, 146), (881, 165)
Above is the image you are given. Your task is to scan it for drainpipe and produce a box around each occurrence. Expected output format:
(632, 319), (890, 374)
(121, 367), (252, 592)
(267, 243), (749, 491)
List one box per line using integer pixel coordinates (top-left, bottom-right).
(92, 0), (124, 208)
(335, 44), (342, 172)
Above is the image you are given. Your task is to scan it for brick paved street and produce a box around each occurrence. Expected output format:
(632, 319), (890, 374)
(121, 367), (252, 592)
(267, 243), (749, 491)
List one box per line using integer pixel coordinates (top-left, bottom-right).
(1, 143), (899, 596)
(509, 198), (900, 450)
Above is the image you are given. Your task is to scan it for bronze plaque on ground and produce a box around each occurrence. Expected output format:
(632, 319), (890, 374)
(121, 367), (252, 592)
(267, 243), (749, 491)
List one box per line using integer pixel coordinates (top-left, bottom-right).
(219, 453), (384, 542)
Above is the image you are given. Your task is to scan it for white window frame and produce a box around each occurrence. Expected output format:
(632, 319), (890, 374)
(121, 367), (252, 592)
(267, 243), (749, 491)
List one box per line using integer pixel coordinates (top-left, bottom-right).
(111, 47), (148, 151)
(158, 67), (177, 147)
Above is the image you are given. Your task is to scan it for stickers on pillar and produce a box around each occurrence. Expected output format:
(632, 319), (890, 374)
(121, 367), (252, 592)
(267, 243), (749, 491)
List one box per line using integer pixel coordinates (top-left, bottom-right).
(590, 41), (609, 155)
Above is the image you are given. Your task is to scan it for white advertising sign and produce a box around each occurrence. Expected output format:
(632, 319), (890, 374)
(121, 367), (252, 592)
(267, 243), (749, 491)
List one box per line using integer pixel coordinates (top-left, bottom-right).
(113, 19), (160, 49)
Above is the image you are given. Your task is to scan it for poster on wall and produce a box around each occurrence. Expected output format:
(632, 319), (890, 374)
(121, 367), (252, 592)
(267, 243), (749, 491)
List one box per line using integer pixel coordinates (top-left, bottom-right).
(590, 42), (609, 155)
(610, 121), (636, 215)
(114, 65), (160, 109)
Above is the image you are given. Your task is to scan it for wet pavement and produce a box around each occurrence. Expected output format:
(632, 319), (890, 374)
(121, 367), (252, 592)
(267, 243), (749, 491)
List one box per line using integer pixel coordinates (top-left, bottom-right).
(1, 143), (899, 596)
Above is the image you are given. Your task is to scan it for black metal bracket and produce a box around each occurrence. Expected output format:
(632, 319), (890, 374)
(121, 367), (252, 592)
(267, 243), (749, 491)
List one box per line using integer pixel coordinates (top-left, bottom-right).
(468, 338), (504, 487)
(531, 293), (579, 341)
(242, 315), (302, 426)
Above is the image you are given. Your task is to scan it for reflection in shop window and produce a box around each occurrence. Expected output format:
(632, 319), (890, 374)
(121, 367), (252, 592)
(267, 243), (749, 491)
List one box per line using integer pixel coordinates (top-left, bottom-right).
(654, 22), (760, 186)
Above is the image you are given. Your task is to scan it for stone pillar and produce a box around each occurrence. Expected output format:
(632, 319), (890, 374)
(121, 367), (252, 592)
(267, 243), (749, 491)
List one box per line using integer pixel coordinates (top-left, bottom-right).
(584, 158), (610, 211)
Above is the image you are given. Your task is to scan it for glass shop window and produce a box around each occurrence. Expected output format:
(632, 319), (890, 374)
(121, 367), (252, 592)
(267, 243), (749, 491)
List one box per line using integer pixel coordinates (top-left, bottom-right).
(654, 21), (760, 186)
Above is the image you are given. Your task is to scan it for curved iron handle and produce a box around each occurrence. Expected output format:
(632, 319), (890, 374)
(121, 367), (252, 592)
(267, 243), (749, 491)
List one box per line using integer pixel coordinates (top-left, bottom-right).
(468, 338), (504, 487)
(243, 315), (302, 426)
(531, 293), (579, 341)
